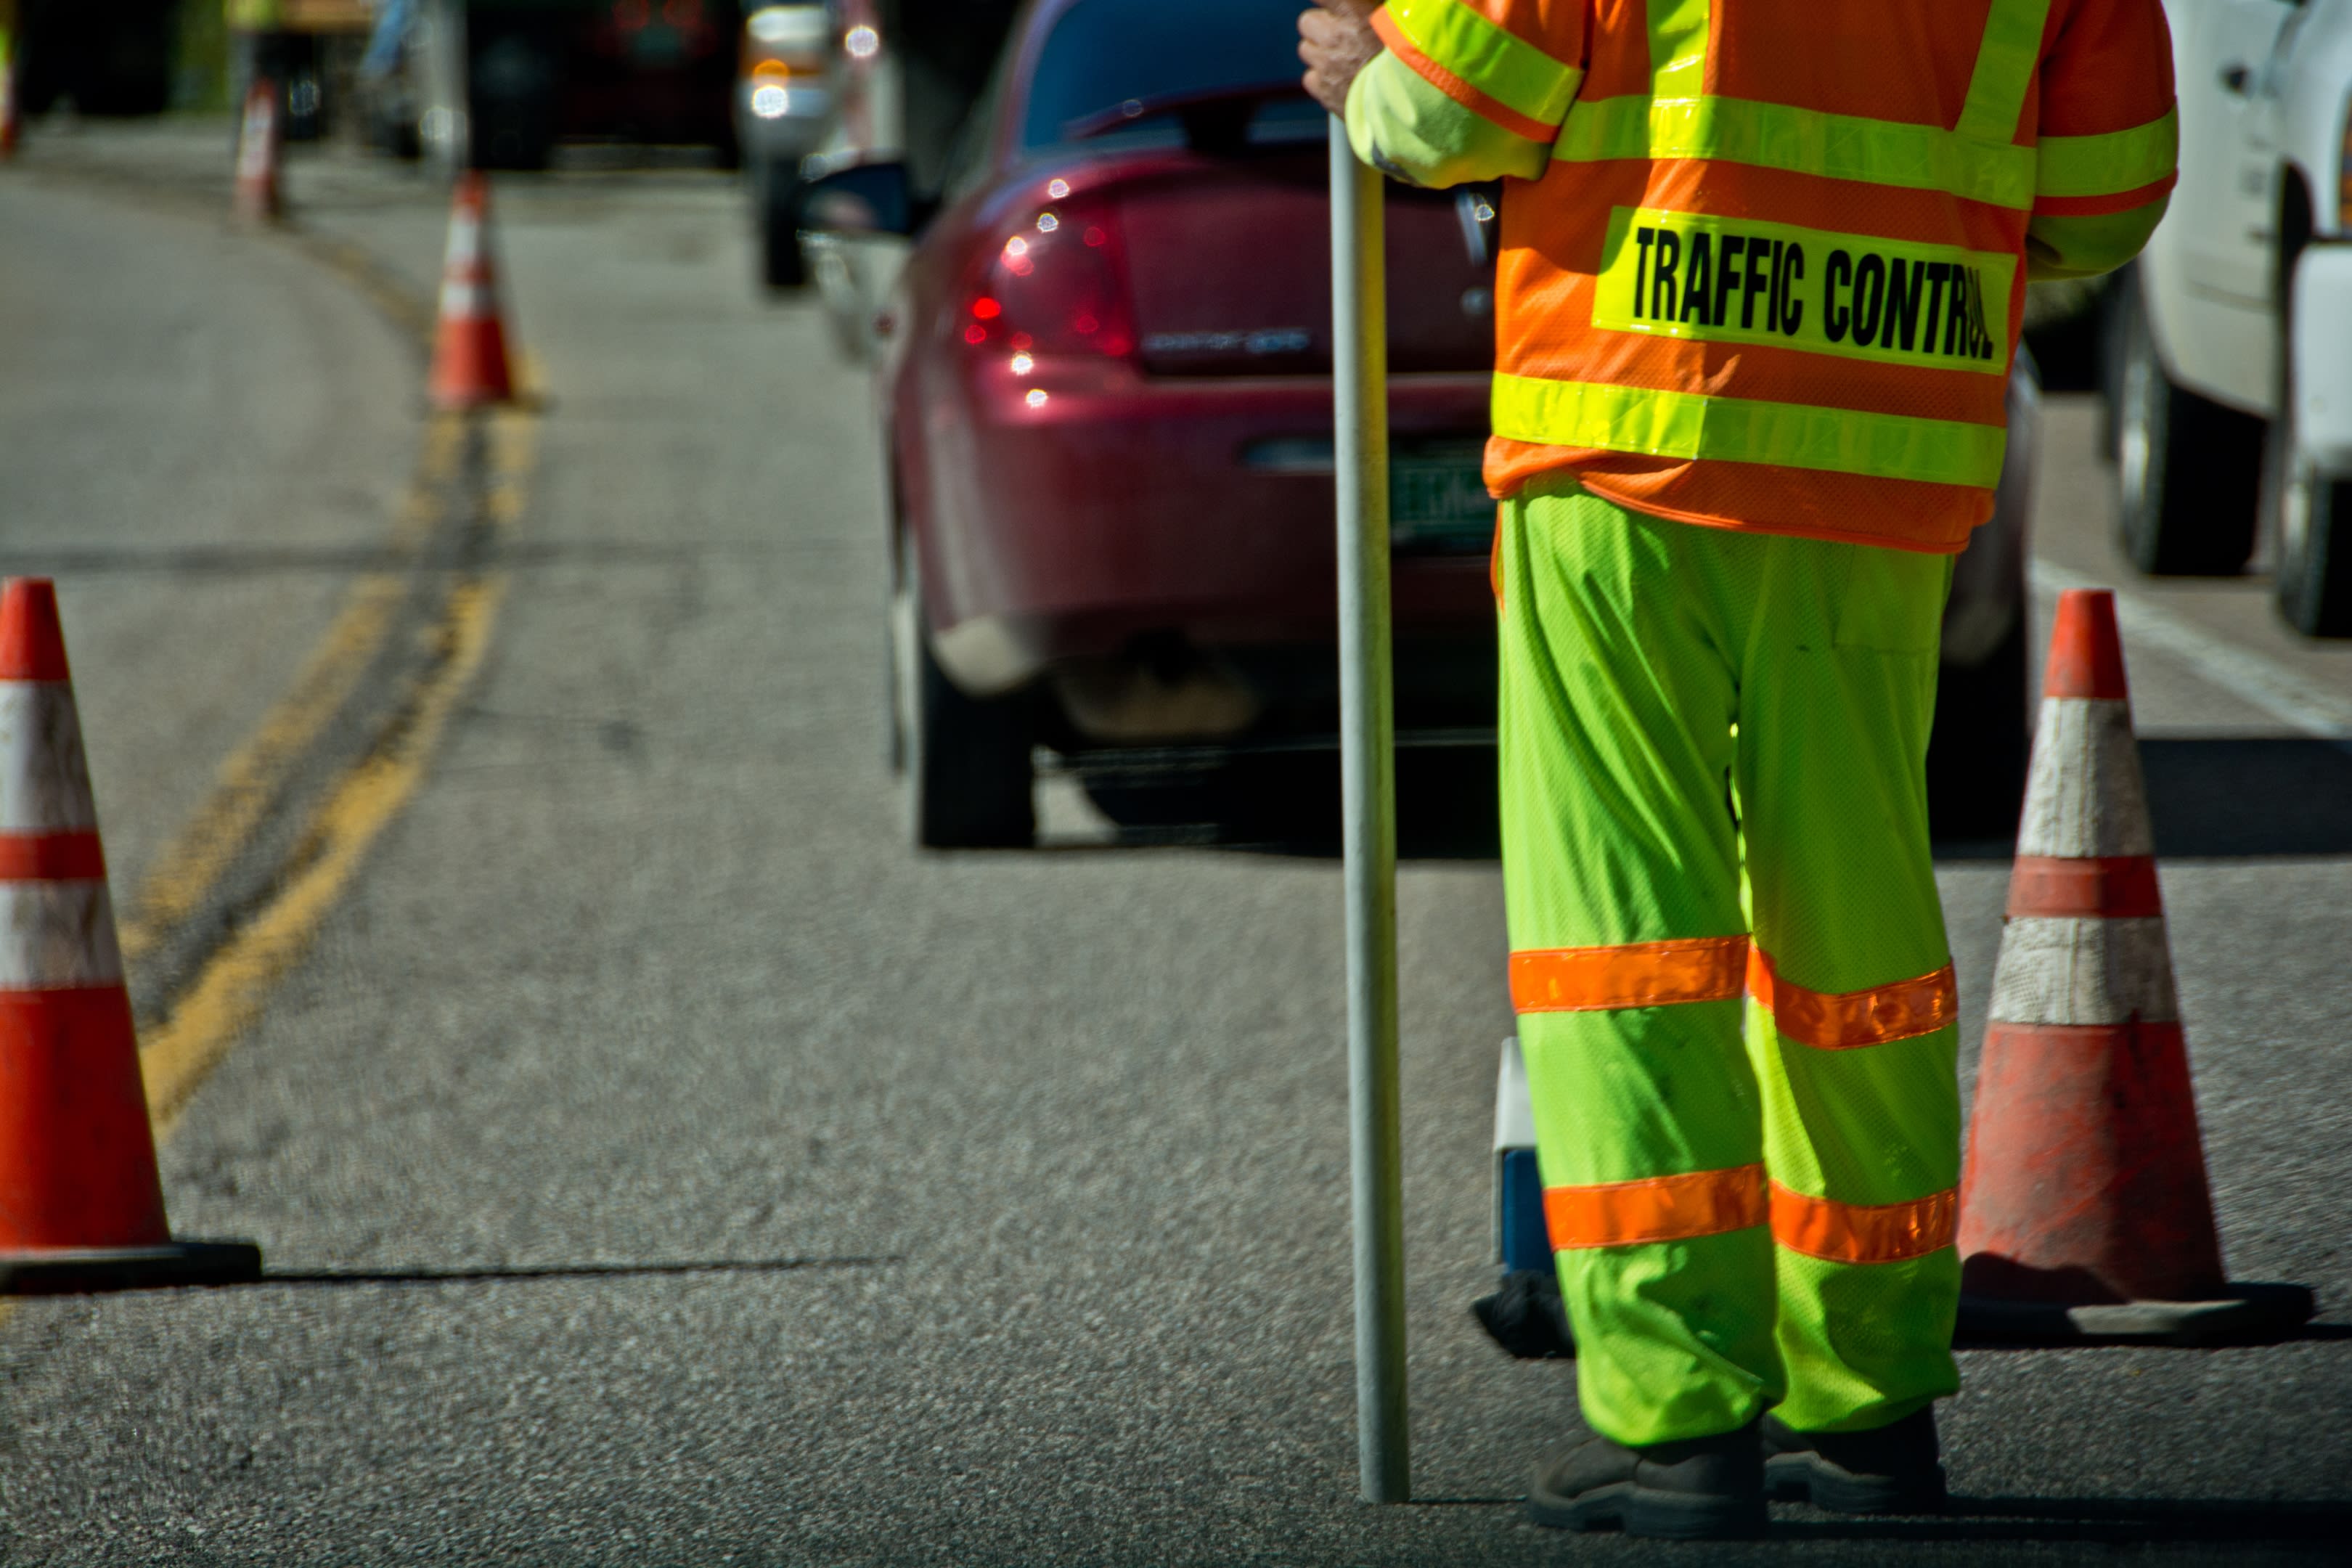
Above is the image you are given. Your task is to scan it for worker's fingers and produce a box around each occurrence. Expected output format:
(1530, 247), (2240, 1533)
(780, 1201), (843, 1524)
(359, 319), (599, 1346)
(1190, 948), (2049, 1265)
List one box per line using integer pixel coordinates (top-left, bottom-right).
(1303, 67), (1349, 117)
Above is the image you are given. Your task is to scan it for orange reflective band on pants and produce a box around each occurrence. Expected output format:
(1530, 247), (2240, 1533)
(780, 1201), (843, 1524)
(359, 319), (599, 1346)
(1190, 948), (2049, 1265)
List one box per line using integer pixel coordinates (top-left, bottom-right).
(1510, 936), (1747, 1013)
(1746, 946), (1957, 1050)
(1768, 1181), (1958, 1265)
(1545, 1164), (1767, 1249)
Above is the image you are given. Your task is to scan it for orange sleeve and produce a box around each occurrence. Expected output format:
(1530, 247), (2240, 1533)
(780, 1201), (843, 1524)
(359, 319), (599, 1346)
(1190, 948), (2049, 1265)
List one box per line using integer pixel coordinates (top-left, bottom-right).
(2033, 0), (2179, 216)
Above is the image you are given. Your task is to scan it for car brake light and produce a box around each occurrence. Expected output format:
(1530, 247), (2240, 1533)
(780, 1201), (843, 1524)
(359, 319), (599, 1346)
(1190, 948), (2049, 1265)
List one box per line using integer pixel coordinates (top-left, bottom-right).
(962, 200), (1133, 360)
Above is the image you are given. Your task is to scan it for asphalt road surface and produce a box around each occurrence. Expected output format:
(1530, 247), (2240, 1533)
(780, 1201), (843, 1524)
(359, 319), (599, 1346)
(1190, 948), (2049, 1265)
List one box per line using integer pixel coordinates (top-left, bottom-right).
(1, 121), (2348, 1567)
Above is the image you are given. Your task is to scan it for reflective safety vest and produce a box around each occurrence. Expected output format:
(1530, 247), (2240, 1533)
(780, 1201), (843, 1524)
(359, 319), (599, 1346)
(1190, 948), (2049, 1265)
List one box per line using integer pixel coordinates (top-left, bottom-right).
(1360, 0), (2178, 551)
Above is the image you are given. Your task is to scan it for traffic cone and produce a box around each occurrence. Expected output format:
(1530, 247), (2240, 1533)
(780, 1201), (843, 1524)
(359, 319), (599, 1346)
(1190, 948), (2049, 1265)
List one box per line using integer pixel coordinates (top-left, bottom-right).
(0, 579), (261, 1294)
(233, 77), (282, 224)
(1954, 589), (2309, 1344)
(428, 171), (518, 409)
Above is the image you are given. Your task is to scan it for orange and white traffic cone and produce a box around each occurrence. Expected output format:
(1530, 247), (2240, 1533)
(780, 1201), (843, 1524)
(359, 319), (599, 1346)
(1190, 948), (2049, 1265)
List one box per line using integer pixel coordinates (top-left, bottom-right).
(0, 579), (261, 1294)
(232, 76), (282, 224)
(1954, 589), (2309, 1343)
(428, 171), (518, 409)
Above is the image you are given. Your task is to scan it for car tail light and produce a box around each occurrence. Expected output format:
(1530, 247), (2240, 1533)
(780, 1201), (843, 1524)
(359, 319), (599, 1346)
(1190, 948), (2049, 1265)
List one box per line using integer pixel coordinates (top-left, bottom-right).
(962, 199), (1134, 361)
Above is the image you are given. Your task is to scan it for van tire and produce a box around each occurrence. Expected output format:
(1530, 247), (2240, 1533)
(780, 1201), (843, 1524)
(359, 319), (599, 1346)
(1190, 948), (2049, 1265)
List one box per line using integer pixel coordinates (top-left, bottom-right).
(2114, 273), (2264, 576)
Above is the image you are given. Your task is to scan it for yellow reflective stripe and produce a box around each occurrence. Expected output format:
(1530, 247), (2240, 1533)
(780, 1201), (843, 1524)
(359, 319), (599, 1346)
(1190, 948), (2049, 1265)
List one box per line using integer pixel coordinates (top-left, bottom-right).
(1384, 0), (1583, 128)
(1491, 373), (2009, 487)
(1648, 0), (1710, 101)
(1555, 94), (2038, 209)
(1593, 206), (2012, 376)
(2036, 109), (2178, 198)
(1956, 0), (2053, 144)
(1559, 0), (2048, 204)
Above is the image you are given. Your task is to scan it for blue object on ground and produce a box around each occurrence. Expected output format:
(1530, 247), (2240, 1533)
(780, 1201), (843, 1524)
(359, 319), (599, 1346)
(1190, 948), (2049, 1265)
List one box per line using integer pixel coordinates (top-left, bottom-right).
(1499, 1146), (1550, 1275)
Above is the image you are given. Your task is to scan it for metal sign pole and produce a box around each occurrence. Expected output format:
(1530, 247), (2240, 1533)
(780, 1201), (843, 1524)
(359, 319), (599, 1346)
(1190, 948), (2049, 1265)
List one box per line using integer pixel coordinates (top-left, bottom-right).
(1328, 115), (1408, 1506)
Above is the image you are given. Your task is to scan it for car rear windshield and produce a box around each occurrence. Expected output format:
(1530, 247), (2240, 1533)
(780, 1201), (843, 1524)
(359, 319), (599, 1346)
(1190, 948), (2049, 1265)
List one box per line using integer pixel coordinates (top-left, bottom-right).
(1020, 0), (1312, 150)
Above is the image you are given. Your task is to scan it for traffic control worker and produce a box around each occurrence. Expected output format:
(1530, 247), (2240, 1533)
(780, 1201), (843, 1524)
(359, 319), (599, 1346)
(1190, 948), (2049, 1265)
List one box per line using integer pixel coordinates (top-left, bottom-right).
(1302, 0), (2175, 1538)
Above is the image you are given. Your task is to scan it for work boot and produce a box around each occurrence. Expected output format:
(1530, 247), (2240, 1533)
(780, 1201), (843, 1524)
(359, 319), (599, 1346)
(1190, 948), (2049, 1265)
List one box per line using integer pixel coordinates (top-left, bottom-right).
(1527, 1418), (1766, 1540)
(1763, 1407), (1946, 1514)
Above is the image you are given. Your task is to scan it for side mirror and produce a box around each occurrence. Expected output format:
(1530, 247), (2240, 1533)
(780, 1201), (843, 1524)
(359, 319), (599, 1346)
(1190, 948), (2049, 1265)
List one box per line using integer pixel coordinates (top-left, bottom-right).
(797, 156), (926, 237)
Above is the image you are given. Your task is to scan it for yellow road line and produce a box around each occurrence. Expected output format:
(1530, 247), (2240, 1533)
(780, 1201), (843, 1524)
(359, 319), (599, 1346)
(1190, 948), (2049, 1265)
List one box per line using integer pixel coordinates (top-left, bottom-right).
(116, 412), (467, 965)
(142, 383), (542, 1139)
(142, 573), (508, 1138)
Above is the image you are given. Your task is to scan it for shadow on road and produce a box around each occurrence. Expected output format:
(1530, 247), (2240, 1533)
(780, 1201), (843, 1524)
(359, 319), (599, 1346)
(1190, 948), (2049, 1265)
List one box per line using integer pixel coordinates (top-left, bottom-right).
(239, 1256), (900, 1288)
(2140, 738), (2352, 857)
(1779, 1494), (2352, 1547)
(1956, 1320), (2352, 1351)
(1068, 734), (2352, 863)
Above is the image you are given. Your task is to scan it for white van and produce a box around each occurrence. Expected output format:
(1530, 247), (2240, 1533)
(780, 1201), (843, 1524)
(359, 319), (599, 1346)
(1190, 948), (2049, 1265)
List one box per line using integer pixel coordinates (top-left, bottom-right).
(2113, 0), (2352, 634)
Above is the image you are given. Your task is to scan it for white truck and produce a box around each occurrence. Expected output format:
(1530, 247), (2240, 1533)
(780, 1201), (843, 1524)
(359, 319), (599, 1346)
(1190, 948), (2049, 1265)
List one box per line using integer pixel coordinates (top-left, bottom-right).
(2115, 0), (2352, 634)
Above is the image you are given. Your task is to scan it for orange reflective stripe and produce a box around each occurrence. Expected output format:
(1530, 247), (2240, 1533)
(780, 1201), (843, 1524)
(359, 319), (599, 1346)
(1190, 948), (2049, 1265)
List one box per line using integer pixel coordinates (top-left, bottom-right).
(1768, 1181), (1957, 1264)
(1371, 6), (1561, 145)
(1511, 936), (1748, 1013)
(1745, 946), (1956, 1050)
(1546, 1164), (1768, 1249)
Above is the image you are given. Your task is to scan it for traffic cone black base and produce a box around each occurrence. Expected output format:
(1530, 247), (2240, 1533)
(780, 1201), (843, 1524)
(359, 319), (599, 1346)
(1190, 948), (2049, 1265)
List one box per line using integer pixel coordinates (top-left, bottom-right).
(0, 1240), (263, 1297)
(1957, 1280), (2314, 1347)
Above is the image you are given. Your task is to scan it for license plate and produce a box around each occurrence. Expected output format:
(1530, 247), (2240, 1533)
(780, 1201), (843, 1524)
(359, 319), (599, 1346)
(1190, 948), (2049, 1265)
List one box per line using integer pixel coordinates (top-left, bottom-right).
(1389, 449), (1493, 554)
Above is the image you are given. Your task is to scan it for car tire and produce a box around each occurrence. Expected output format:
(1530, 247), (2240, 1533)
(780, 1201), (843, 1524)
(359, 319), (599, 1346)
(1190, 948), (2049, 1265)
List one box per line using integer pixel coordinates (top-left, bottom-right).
(760, 166), (809, 290)
(891, 544), (1036, 849)
(2114, 271), (2265, 576)
(2271, 370), (2352, 638)
(1926, 608), (2030, 841)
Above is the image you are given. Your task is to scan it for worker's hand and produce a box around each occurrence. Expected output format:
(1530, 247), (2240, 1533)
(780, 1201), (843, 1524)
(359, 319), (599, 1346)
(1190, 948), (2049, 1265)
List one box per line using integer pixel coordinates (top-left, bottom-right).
(1300, 0), (1383, 118)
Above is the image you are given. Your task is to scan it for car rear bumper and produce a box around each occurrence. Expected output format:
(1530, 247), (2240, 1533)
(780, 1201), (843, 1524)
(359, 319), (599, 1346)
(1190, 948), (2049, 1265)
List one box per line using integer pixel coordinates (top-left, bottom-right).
(911, 362), (1495, 701)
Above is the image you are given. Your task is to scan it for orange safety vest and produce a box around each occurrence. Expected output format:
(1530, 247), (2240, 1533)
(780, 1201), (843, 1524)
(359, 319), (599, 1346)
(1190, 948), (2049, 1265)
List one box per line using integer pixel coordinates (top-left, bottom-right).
(1371, 0), (2178, 552)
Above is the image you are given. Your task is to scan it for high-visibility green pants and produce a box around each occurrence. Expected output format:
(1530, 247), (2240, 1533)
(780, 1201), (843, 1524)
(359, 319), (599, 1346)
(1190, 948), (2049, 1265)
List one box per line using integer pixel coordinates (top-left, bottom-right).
(1498, 479), (1962, 1447)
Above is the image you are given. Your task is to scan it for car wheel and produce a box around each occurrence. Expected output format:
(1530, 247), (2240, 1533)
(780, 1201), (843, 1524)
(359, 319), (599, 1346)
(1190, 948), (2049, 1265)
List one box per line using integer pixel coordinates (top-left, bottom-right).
(892, 544), (1036, 849)
(2273, 393), (2352, 638)
(1926, 607), (2029, 841)
(2114, 272), (2265, 576)
(760, 167), (809, 290)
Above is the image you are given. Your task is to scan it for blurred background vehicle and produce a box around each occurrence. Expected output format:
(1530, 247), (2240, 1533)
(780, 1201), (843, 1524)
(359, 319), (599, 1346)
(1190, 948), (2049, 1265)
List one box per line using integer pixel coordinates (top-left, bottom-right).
(735, 1), (833, 287)
(795, 0), (1004, 343)
(2104, 0), (2352, 635)
(408, 0), (741, 171)
(808, 0), (2040, 849)
(11, 0), (182, 116)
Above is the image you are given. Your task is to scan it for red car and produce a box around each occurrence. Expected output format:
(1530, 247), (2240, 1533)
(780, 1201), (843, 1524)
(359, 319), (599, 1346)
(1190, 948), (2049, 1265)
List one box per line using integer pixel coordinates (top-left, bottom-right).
(810, 0), (1497, 846)
(808, 0), (2035, 849)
